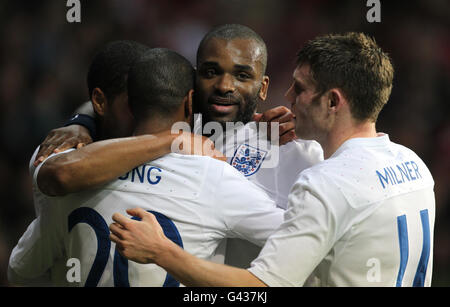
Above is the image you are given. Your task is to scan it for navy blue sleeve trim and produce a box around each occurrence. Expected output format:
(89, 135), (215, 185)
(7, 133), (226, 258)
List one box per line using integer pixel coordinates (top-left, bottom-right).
(63, 114), (97, 140)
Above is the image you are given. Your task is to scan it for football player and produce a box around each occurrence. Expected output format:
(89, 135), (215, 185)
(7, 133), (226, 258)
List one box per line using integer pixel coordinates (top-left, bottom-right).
(30, 24), (324, 269)
(8, 47), (283, 286)
(110, 32), (436, 287)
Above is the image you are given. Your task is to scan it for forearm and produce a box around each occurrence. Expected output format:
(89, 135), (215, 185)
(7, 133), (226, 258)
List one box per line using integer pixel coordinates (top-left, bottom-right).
(38, 131), (177, 196)
(157, 239), (267, 287)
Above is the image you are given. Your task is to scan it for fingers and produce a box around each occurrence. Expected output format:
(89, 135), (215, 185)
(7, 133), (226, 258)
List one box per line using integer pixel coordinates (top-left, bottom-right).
(256, 106), (298, 145)
(34, 125), (94, 166)
(109, 232), (122, 245)
(54, 139), (87, 153)
(33, 156), (45, 167)
(274, 110), (295, 125)
(260, 106), (292, 123)
(109, 223), (126, 241)
(112, 212), (130, 227)
(277, 119), (295, 137)
(34, 133), (58, 166)
(126, 207), (152, 222)
(253, 113), (263, 122)
(110, 208), (151, 236)
(34, 139), (75, 166)
(279, 130), (297, 146)
(34, 145), (57, 166)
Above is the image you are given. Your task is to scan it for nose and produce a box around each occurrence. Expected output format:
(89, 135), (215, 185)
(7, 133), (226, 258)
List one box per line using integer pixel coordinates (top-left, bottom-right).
(214, 73), (235, 95)
(285, 85), (295, 108)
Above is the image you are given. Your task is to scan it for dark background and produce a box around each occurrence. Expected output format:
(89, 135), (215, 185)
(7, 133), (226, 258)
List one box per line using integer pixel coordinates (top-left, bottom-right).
(0, 0), (448, 286)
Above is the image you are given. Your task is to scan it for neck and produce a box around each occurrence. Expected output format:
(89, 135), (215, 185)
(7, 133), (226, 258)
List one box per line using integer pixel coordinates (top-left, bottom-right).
(320, 119), (377, 159)
(133, 117), (181, 136)
(95, 118), (110, 141)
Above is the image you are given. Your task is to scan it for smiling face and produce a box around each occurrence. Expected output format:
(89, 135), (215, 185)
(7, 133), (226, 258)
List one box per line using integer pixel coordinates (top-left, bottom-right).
(195, 38), (269, 127)
(285, 64), (331, 141)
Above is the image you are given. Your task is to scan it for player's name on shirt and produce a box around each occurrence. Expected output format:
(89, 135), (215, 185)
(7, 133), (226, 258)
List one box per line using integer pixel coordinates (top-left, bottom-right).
(376, 160), (422, 189)
(118, 164), (162, 185)
(110, 155), (207, 198)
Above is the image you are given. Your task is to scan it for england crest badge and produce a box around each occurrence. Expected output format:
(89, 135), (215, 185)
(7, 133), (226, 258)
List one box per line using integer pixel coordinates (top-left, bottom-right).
(230, 144), (267, 176)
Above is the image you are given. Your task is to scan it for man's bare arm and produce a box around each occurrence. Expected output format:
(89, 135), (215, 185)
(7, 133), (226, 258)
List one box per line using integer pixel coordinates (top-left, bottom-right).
(38, 132), (224, 196)
(110, 208), (267, 287)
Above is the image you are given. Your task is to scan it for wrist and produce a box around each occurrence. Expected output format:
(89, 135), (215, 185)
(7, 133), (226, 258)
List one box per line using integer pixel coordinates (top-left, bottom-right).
(64, 114), (97, 140)
(153, 236), (179, 267)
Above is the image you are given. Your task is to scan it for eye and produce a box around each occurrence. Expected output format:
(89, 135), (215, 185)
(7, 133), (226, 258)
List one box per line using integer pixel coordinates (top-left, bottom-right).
(236, 72), (251, 80)
(294, 84), (303, 95)
(203, 68), (217, 78)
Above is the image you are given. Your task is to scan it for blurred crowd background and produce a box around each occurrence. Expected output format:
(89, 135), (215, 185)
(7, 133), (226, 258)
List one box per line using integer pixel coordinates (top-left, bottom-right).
(0, 0), (449, 286)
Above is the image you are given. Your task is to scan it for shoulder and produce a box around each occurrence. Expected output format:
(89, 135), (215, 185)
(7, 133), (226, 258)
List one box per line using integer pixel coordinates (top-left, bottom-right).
(32, 147), (76, 184)
(28, 146), (40, 176)
(292, 160), (337, 195)
(281, 139), (324, 164)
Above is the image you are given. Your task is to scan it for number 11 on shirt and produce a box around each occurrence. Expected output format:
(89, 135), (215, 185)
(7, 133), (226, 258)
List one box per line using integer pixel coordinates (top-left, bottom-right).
(396, 209), (431, 287)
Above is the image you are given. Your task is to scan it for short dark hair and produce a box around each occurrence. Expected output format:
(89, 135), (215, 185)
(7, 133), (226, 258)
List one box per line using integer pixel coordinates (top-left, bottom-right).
(296, 32), (394, 122)
(87, 40), (149, 101)
(128, 48), (195, 122)
(197, 24), (268, 74)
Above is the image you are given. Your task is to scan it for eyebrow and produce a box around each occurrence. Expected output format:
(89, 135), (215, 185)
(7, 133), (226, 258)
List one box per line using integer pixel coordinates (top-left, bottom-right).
(200, 61), (255, 71)
(234, 64), (254, 73)
(199, 61), (219, 67)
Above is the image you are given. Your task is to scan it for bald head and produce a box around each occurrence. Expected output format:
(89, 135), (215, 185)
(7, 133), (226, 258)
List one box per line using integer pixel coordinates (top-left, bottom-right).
(197, 24), (268, 75)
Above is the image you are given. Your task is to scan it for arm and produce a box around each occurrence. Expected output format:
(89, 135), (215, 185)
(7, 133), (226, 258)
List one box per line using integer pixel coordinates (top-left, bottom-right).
(37, 131), (224, 196)
(110, 208), (267, 287)
(110, 175), (340, 287)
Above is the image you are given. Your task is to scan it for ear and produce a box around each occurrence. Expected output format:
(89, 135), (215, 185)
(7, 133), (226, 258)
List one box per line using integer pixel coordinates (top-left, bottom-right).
(328, 88), (346, 115)
(258, 75), (270, 101)
(91, 88), (108, 116)
(184, 89), (194, 120)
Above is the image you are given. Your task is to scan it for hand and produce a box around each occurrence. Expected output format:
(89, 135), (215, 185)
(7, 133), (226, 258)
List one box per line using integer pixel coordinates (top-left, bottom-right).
(110, 208), (168, 264)
(34, 125), (93, 166)
(253, 106), (297, 146)
(172, 132), (226, 162)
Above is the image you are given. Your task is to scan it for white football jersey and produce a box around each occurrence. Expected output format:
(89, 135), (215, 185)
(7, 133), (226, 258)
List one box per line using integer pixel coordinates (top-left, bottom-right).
(248, 134), (435, 286)
(28, 147), (49, 217)
(7, 147), (70, 285)
(193, 115), (324, 209)
(9, 152), (283, 287)
(193, 116), (324, 267)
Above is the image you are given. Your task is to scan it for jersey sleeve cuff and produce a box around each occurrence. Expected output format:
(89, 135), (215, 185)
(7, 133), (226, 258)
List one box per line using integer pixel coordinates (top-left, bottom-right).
(247, 265), (296, 287)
